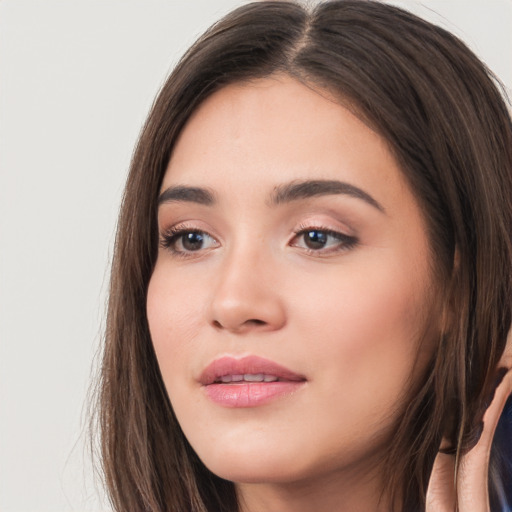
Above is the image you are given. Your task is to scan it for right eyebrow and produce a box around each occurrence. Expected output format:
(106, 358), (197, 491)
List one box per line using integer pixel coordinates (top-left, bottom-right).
(158, 185), (216, 206)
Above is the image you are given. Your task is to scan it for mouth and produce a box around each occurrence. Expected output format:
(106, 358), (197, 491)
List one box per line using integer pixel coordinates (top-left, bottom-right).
(214, 374), (284, 383)
(199, 355), (306, 385)
(199, 355), (307, 408)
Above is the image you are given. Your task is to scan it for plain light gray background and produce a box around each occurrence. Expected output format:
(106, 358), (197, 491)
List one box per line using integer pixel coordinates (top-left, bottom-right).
(1, 1), (511, 511)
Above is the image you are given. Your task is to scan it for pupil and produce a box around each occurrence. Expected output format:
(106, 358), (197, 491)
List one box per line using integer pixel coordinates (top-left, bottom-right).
(182, 232), (203, 251)
(305, 230), (327, 249)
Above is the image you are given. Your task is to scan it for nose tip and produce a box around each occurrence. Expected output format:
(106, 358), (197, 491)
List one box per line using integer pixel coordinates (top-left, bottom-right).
(209, 263), (286, 334)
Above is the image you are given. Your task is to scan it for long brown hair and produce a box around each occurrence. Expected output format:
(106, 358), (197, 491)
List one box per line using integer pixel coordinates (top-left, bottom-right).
(94, 1), (512, 510)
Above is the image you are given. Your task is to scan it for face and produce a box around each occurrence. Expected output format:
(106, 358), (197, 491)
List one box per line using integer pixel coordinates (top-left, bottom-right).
(147, 76), (440, 488)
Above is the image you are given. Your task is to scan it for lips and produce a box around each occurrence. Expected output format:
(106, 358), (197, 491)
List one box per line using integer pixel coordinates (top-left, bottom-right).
(199, 355), (306, 408)
(199, 355), (305, 385)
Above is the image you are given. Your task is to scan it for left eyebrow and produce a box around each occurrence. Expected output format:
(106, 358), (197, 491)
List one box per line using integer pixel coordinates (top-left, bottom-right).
(269, 179), (385, 213)
(158, 185), (216, 206)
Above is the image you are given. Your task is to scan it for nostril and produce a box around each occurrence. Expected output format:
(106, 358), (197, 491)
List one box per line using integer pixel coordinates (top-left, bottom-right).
(247, 319), (266, 326)
(211, 318), (267, 330)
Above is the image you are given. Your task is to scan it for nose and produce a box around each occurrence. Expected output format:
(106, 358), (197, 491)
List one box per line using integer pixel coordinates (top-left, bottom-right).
(209, 246), (287, 334)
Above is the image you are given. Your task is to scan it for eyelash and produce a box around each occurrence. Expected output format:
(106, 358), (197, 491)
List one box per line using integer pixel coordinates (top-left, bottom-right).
(159, 223), (358, 258)
(159, 225), (218, 259)
(291, 223), (358, 255)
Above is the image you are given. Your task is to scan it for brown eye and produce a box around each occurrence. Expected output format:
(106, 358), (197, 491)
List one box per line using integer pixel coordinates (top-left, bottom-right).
(291, 228), (358, 254)
(180, 232), (206, 251)
(160, 228), (219, 255)
(302, 230), (329, 250)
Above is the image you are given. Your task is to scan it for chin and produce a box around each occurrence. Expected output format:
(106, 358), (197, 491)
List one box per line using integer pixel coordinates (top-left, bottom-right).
(203, 457), (309, 485)
(192, 437), (340, 486)
(187, 434), (303, 483)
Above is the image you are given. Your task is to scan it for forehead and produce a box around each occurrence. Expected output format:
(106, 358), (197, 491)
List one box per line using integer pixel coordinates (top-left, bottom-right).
(163, 75), (411, 214)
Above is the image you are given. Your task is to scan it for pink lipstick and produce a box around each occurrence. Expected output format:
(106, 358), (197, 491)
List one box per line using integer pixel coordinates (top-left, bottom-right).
(199, 355), (306, 408)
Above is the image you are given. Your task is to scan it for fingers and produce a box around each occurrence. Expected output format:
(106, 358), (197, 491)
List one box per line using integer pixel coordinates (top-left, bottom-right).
(459, 367), (512, 507)
(456, 327), (512, 511)
(427, 368), (512, 512)
(457, 368), (512, 511)
(427, 327), (512, 511)
(426, 447), (456, 512)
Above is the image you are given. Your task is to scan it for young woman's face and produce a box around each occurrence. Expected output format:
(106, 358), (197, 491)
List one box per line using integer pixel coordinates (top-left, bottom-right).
(147, 76), (440, 487)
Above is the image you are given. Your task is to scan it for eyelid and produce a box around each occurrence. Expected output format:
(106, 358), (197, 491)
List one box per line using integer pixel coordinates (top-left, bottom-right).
(159, 220), (219, 241)
(293, 218), (355, 236)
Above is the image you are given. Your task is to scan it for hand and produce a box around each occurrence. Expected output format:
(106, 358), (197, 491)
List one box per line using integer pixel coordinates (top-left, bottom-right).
(426, 329), (512, 511)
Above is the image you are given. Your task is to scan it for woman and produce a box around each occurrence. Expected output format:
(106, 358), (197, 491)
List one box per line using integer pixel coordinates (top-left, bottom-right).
(96, 1), (512, 510)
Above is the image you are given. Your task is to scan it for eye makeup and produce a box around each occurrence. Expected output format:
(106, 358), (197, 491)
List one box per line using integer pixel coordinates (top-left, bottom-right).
(159, 220), (359, 260)
(290, 223), (358, 255)
(159, 223), (220, 258)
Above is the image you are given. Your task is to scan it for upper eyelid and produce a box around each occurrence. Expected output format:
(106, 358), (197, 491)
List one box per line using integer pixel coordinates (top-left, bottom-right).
(158, 219), (354, 237)
(158, 223), (350, 237)
(291, 227), (357, 244)
(161, 221), (217, 236)
(293, 227), (351, 237)
(158, 204), (357, 234)
(160, 224), (219, 242)
(293, 218), (356, 237)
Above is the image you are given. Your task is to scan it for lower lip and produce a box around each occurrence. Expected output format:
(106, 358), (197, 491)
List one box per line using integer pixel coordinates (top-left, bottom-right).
(203, 381), (305, 408)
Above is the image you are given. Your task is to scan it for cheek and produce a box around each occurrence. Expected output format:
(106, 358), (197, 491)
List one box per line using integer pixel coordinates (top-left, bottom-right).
(146, 262), (206, 382)
(145, 242), (438, 481)
(292, 250), (435, 407)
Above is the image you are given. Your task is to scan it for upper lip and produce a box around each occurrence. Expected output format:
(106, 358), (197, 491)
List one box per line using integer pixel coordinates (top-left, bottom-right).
(199, 355), (306, 385)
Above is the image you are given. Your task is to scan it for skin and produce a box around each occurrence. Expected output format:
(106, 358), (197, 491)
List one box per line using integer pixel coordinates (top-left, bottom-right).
(146, 75), (510, 511)
(427, 332), (512, 512)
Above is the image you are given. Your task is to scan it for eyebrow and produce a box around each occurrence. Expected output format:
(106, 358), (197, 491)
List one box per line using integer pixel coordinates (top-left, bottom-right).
(158, 179), (384, 213)
(158, 185), (216, 206)
(269, 179), (385, 212)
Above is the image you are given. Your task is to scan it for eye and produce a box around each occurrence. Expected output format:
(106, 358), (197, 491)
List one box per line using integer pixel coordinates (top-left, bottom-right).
(160, 227), (219, 255)
(291, 226), (358, 254)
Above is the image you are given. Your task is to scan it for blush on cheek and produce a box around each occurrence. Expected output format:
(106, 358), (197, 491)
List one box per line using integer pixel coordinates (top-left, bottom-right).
(147, 277), (191, 372)
(148, 265), (204, 341)
(348, 283), (434, 390)
(300, 262), (431, 389)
